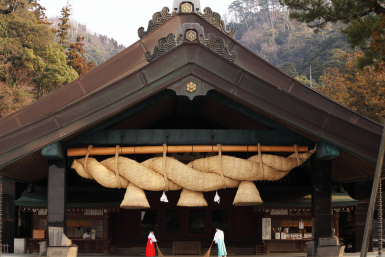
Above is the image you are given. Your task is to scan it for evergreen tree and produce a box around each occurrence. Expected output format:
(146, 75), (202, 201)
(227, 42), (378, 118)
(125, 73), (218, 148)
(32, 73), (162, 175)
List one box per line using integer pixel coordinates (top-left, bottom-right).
(67, 36), (95, 76)
(57, 1), (72, 49)
(28, 0), (50, 25)
(279, 62), (297, 77)
(0, 0), (79, 117)
(1, 0), (28, 14)
(34, 44), (79, 98)
(278, 0), (385, 69)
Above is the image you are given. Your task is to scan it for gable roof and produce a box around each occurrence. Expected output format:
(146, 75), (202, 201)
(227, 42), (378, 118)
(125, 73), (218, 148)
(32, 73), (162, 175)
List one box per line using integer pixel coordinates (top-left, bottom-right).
(0, 10), (382, 181)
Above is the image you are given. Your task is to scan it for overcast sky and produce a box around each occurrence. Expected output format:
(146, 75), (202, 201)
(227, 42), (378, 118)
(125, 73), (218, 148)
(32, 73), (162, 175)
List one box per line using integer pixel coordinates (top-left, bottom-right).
(39, 0), (234, 47)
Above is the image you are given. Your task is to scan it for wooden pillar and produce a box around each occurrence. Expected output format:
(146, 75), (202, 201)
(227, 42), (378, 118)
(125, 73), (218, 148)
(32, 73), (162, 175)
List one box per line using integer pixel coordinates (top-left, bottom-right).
(43, 141), (67, 242)
(335, 213), (340, 239)
(47, 160), (66, 233)
(3, 180), (16, 253)
(354, 180), (373, 252)
(311, 157), (333, 242)
(103, 214), (109, 240)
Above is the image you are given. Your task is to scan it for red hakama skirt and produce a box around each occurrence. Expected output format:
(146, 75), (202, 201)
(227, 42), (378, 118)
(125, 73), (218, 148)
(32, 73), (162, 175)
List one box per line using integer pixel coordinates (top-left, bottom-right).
(146, 239), (156, 257)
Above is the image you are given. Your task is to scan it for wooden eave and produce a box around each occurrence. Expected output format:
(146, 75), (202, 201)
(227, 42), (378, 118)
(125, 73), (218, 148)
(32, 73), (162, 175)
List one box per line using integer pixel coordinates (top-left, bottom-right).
(0, 43), (381, 167)
(0, 13), (381, 137)
(0, 12), (382, 183)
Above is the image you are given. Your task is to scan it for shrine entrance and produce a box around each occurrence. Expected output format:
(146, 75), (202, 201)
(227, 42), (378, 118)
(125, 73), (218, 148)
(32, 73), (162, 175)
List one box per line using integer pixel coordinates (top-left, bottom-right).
(112, 190), (257, 249)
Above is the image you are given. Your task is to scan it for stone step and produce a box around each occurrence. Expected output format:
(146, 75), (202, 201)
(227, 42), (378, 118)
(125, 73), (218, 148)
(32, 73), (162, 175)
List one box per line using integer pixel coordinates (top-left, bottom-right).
(118, 247), (255, 256)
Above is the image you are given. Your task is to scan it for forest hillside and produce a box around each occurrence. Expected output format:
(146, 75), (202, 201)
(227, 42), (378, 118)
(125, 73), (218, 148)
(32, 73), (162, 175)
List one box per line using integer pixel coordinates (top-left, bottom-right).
(224, 1), (352, 84)
(225, 0), (385, 122)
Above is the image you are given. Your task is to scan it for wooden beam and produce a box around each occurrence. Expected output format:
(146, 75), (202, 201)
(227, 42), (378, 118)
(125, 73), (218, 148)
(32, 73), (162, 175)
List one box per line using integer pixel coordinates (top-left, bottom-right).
(41, 141), (64, 160)
(67, 145), (309, 157)
(315, 141), (339, 160)
(72, 129), (313, 147)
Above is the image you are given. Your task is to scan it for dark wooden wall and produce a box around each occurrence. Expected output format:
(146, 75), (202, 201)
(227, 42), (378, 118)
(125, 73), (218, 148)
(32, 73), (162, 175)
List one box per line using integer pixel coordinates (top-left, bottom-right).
(112, 189), (258, 247)
(353, 180), (373, 252)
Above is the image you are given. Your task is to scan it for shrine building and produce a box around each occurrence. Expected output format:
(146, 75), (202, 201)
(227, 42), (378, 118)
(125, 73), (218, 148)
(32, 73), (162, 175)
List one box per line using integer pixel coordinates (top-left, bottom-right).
(0, 0), (382, 256)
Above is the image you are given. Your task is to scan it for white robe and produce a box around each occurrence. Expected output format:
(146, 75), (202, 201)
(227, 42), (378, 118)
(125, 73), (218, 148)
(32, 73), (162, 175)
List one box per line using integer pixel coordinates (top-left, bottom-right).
(148, 233), (157, 244)
(82, 233), (91, 239)
(213, 230), (224, 243)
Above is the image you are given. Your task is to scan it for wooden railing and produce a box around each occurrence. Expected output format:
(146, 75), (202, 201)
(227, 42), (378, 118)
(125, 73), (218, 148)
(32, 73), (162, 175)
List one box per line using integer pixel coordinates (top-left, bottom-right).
(1, 244), (9, 253)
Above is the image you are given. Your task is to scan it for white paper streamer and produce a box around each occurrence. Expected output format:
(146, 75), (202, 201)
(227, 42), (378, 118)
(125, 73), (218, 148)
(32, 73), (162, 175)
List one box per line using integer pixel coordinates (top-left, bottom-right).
(160, 191), (169, 202)
(214, 191), (220, 204)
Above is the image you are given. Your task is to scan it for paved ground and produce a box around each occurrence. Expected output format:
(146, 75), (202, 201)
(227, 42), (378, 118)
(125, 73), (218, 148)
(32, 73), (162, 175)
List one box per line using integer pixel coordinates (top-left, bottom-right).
(1, 253), (382, 256)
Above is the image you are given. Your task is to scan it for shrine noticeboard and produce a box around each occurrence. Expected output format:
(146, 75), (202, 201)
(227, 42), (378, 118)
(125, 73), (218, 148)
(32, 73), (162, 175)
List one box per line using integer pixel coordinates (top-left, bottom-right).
(33, 230), (45, 239)
(262, 218), (271, 240)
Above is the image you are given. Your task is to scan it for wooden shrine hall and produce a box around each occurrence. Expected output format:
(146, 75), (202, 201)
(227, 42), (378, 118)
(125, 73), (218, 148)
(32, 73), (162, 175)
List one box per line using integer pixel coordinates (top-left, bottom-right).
(0, 0), (382, 256)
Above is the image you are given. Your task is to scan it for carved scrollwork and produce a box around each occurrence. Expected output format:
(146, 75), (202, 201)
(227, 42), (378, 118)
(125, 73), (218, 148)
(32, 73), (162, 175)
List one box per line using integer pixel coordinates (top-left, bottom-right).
(200, 7), (236, 38)
(145, 33), (182, 62)
(138, 7), (173, 38)
(200, 33), (238, 62)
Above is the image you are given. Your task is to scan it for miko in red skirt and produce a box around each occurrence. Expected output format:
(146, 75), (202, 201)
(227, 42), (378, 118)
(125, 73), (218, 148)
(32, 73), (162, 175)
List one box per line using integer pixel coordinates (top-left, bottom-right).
(146, 231), (157, 257)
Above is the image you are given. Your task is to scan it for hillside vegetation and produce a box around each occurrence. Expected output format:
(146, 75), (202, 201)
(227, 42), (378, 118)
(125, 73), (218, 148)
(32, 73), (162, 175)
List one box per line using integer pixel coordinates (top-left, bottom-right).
(225, 0), (351, 84)
(0, 0), (125, 118)
(226, 0), (385, 122)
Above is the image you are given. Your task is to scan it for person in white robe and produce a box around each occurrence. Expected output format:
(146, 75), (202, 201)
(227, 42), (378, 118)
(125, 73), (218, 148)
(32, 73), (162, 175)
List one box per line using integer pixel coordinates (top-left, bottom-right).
(213, 228), (227, 257)
(82, 230), (91, 239)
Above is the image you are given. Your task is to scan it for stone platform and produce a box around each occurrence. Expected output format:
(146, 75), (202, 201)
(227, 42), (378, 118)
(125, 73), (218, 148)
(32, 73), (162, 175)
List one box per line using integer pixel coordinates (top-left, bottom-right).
(1, 253), (380, 257)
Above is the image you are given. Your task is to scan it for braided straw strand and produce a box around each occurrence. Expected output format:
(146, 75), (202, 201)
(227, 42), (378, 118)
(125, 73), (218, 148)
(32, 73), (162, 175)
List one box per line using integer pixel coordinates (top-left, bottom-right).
(84, 145), (93, 176)
(258, 143), (264, 181)
(294, 145), (300, 166)
(217, 144), (227, 189)
(163, 143), (169, 192)
(115, 145), (122, 189)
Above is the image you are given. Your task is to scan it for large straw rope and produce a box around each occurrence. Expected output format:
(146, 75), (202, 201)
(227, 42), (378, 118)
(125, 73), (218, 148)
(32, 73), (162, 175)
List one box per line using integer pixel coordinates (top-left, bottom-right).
(72, 146), (316, 191)
(71, 145), (316, 208)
